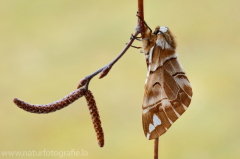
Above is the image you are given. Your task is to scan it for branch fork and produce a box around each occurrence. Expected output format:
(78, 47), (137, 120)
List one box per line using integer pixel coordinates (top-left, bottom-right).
(13, 13), (143, 148)
(12, 0), (159, 155)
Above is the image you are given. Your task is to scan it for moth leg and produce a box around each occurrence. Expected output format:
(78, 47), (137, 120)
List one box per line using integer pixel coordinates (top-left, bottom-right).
(126, 43), (142, 49)
(130, 34), (142, 41)
(136, 14), (152, 33)
(131, 34), (149, 42)
(141, 38), (149, 41)
(131, 46), (142, 49)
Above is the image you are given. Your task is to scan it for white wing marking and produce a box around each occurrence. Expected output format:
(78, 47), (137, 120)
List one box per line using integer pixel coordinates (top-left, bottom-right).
(153, 114), (161, 127)
(149, 123), (155, 133)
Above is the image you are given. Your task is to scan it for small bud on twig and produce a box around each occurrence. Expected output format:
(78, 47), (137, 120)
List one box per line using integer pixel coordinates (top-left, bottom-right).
(99, 67), (110, 79)
(77, 77), (87, 89)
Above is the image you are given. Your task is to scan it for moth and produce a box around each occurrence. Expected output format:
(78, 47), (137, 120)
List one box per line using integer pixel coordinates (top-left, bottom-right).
(141, 25), (192, 140)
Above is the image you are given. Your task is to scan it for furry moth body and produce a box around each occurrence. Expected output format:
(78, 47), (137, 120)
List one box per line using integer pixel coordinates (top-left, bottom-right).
(142, 26), (192, 140)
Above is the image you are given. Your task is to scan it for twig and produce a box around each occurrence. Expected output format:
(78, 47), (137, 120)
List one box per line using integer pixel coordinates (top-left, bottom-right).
(154, 138), (159, 159)
(13, 0), (146, 150)
(77, 31), (140, 90)
(137, 0), (145, 39)
(137, 0), (149, 68)
(14, 0), (144, 113)
(137, 1), (160, 158)
(14, 30), (141, 113)
(77, 1), (146, 90)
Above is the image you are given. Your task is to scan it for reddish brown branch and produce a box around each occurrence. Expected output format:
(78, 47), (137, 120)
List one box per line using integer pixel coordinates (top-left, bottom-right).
(13, 0), (145, 149)
(137, 0), (148, 67)
(14, 31), (141, 114)
(13, 89), (86, 114)
(154, 138), (159, 159)
(137, 0), (145, 39)
(137, 2), (160, 158)
(84, 90), (104, 147)
(77, 31), (140, 90)
(77, 1), (145, 90)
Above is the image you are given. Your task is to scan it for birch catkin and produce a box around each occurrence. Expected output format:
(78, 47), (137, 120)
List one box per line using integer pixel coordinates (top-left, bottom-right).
(84, 90), (104, 147)
(13, 89), (85, 114)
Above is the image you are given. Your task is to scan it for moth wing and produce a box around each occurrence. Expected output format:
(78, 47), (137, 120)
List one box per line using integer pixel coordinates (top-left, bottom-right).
(142, 45), (192, 140)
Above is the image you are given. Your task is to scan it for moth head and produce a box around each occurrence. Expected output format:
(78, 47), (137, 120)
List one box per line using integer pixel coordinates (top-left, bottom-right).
(154, 26), (177, 49)
(141, 25), (158, 55)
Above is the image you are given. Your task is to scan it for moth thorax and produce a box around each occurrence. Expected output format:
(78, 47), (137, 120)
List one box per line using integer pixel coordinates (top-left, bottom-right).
(156, 36), (172, 50)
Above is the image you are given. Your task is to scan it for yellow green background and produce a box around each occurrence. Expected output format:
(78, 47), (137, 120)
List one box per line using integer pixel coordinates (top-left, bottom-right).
(1, 0), (240, 158)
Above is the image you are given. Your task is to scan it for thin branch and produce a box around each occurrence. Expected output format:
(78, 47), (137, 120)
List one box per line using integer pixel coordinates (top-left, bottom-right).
(13, 0), (145, 149)
(137, 0), (149, 67)
(77, 1), (145, 90)
(137, 0), (145, 38)
(14, 29), (141, 115)
(14, 31), (141, 113)
(154, 138), (159, 159)
(137, 1), (160, 158)
(77, 31), (140, 90)
(14, 0), (143, 113)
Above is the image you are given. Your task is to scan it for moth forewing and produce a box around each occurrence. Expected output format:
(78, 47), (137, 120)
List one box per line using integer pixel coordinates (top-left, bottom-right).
(142, 26), (192, 140)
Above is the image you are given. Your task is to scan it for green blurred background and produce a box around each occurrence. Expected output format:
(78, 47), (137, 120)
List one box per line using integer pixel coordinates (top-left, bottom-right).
(1, 0), (240, 158)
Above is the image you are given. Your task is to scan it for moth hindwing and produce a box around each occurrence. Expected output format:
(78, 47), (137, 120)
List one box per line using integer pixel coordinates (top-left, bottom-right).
(142, 25), (192, 140)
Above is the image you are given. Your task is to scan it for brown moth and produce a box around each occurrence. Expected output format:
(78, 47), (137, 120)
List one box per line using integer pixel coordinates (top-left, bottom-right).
(142, 25), (192, 140)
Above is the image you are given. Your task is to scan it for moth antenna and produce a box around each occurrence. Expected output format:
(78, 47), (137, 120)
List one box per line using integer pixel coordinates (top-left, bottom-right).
(158, 31), (174, 48)
(84, 90), (104, 147)
(136, 14), (152, 33)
